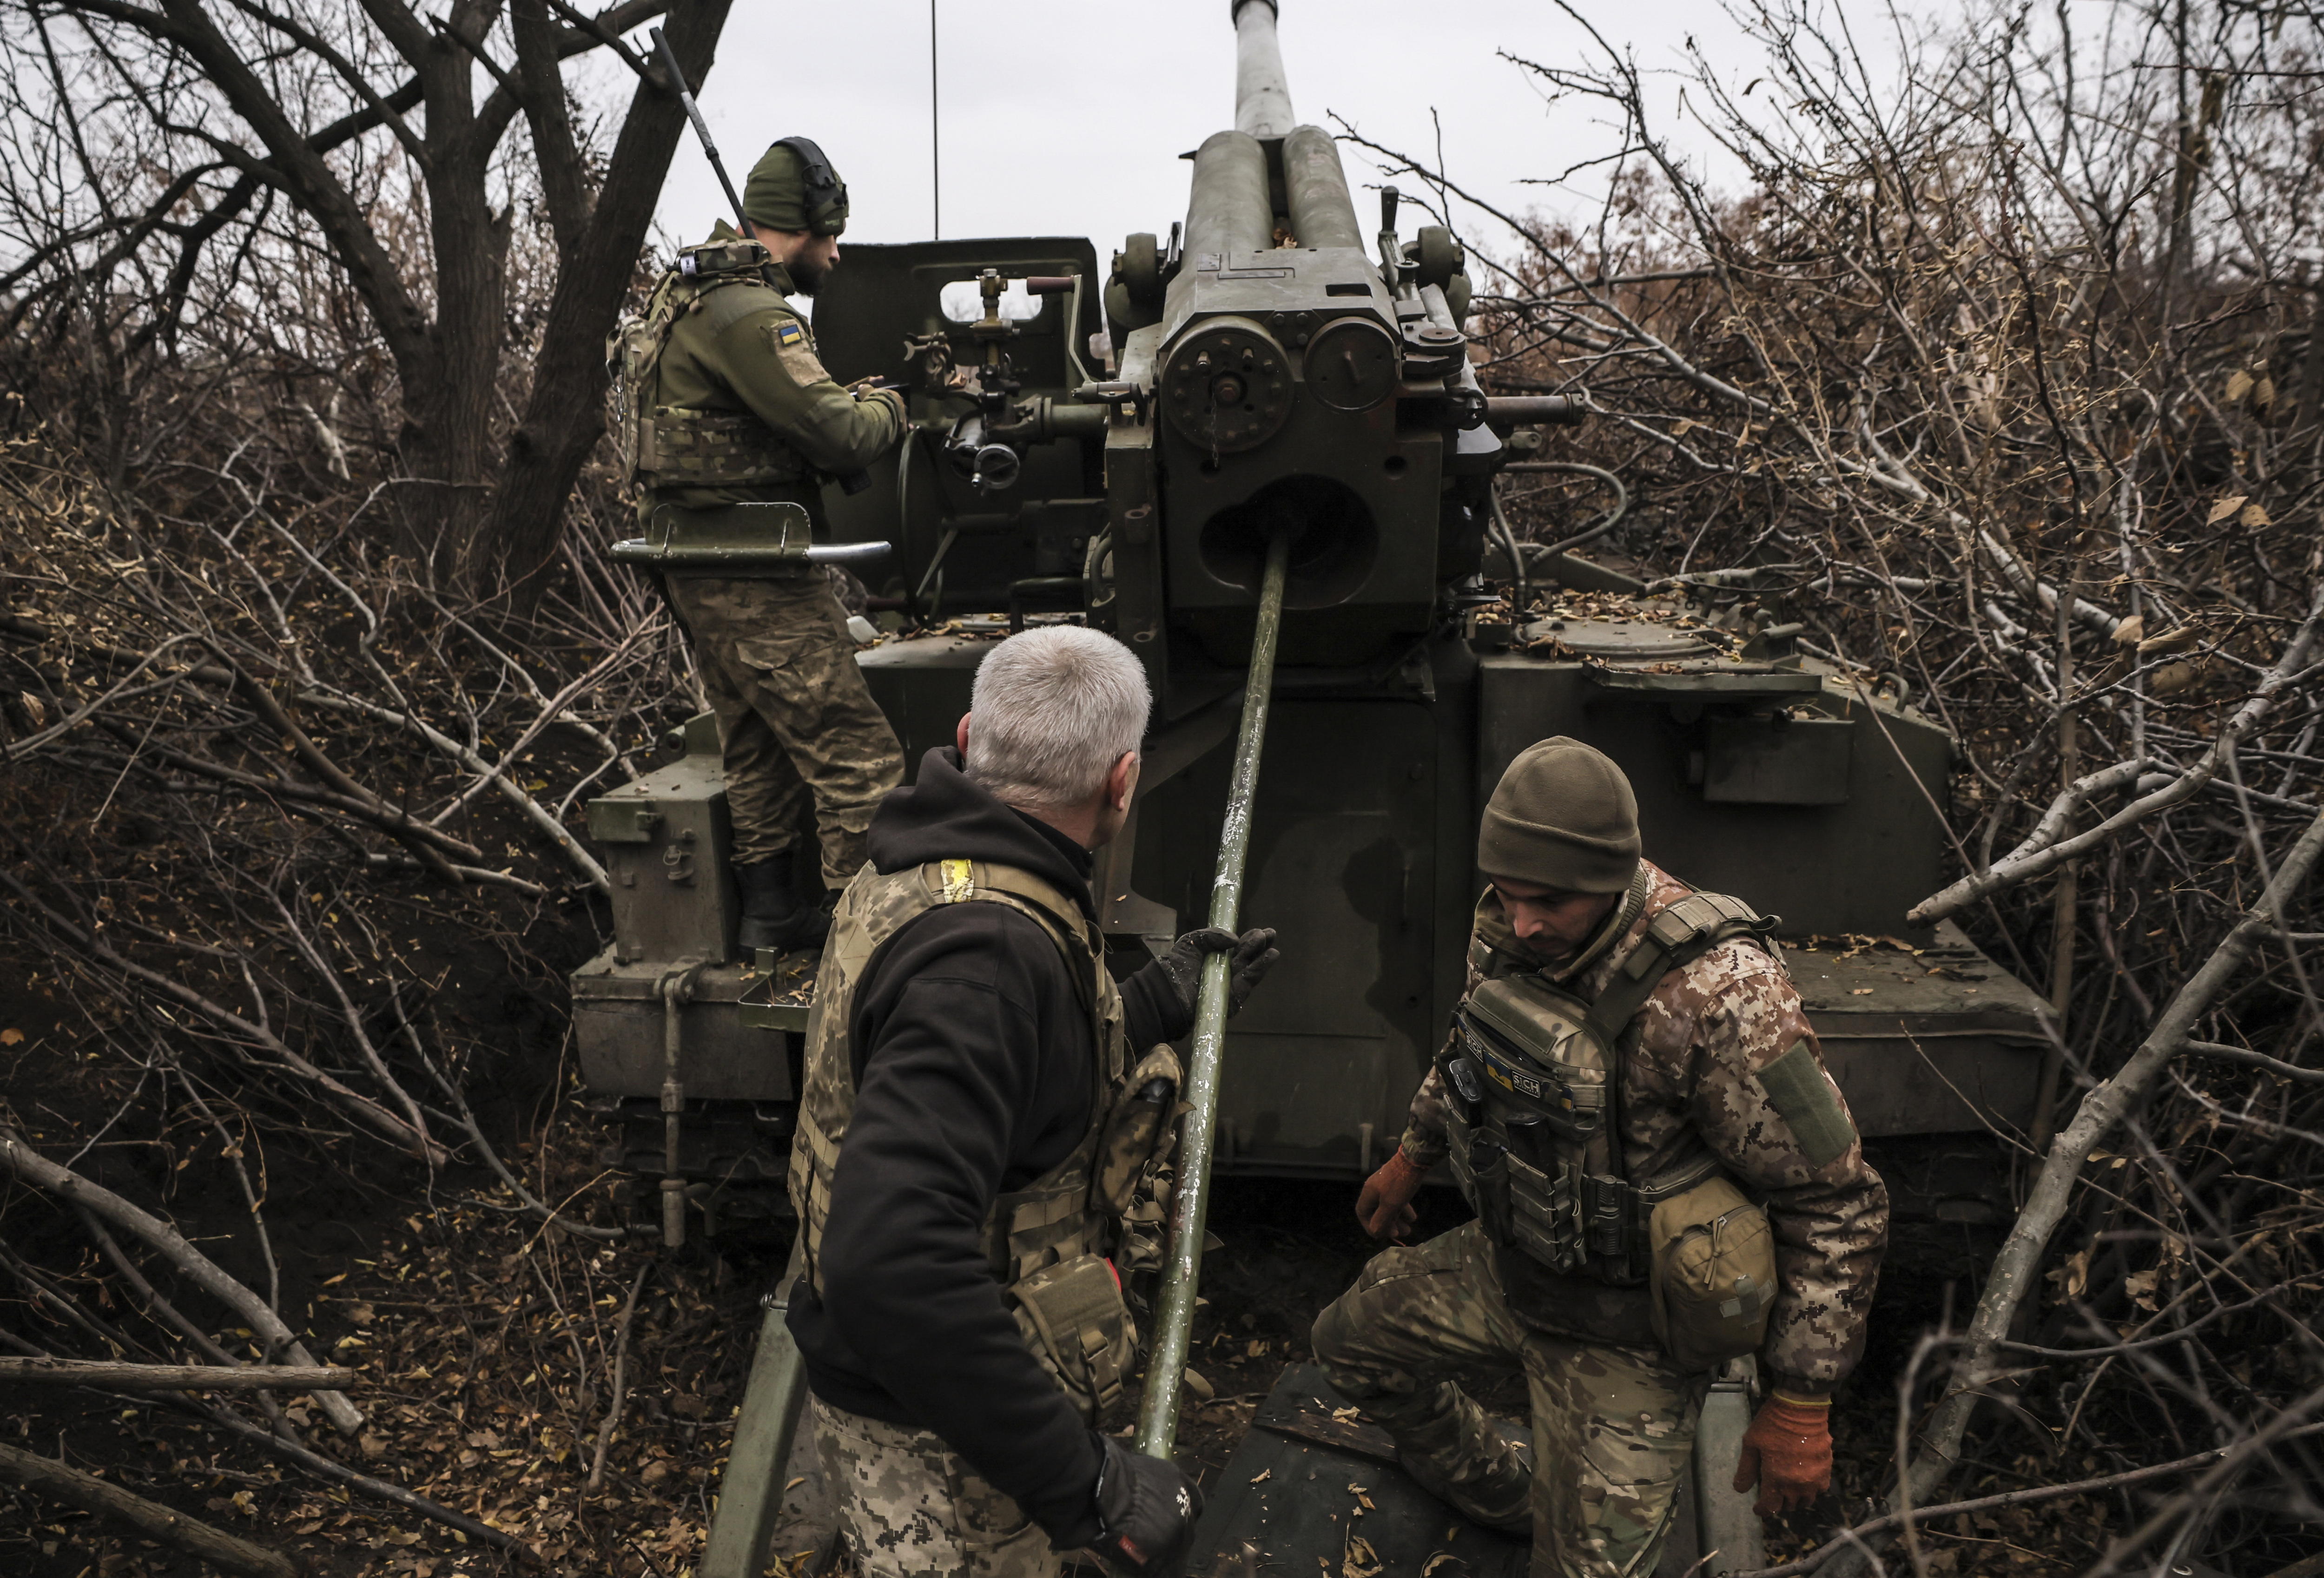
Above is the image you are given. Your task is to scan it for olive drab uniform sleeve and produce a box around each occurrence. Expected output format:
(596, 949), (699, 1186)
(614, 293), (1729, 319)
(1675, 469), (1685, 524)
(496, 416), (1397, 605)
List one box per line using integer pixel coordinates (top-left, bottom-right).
(1395, 861), (1888, 1387)
(1625, 928), (1888, 1386)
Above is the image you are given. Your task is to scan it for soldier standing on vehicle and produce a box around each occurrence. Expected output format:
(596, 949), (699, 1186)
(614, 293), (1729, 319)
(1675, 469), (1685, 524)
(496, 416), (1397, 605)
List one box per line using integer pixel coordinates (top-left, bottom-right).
(1311, 737), (1888, 1578)
(609, 137), (907, 952)
(786, 626), (1280, 1578)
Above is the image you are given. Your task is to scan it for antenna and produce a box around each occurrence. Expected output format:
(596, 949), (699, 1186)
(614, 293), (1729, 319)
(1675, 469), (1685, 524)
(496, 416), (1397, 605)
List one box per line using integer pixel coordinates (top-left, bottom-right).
(920, 0), (930, 238)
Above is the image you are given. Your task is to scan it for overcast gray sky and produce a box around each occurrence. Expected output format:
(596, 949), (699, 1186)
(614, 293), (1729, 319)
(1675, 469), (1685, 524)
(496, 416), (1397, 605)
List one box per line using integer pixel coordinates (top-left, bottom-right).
(645, 1), (1910, 262)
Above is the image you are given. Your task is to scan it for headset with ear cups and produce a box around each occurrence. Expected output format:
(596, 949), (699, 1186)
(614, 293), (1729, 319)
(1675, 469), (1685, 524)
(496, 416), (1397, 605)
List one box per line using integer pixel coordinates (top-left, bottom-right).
(771, 136), (848, 234)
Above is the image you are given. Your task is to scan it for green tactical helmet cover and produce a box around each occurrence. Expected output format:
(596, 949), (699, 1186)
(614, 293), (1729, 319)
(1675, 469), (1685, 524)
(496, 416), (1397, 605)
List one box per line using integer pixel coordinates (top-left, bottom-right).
(1476, 736), (1642, 894)
(743, 137), (849, 236)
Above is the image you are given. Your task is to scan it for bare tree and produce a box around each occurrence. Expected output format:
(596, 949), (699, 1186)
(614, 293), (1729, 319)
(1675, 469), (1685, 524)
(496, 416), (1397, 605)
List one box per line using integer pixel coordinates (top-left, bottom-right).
(0, 0), (735, 586)
(1352, 0), (2324, 1569)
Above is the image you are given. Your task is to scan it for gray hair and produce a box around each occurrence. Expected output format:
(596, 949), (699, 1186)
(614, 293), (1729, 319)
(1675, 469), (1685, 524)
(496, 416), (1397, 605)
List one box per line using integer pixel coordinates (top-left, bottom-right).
(965, 627), (1150, 813)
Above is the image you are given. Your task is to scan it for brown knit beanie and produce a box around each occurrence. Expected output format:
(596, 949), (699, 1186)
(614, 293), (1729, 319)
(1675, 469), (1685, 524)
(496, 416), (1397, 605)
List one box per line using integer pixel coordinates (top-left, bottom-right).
(1476, 737), (1641, 894)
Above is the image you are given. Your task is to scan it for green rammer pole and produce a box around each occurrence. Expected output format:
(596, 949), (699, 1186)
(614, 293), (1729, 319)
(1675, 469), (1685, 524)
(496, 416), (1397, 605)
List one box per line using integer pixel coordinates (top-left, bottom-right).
(699, 1240), (810, 1578)
(1135, 529), (1293, 1460)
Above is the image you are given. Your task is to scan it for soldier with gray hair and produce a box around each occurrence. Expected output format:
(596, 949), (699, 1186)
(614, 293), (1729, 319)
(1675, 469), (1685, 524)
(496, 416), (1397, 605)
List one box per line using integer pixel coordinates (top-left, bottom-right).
(786, 626), (1280, 1578)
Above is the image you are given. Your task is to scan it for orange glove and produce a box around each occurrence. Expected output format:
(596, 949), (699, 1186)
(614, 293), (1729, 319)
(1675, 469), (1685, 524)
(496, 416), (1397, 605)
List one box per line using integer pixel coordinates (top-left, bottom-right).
(1732, 1392), (1832, 1515)
(1355, 1149), (1426, 1240)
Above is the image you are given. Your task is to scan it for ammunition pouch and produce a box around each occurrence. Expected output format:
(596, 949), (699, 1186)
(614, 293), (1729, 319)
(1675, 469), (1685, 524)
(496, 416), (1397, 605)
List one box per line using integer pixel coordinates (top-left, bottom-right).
(1010, 1252), (1136, 1420)
(1443, 889), (1782, 1302)
(612, 501), (814, 578)
(1096, 1045), (1184, 1219)
(1443, 1053), (1722, 1285)
(639, 407), (812, 489)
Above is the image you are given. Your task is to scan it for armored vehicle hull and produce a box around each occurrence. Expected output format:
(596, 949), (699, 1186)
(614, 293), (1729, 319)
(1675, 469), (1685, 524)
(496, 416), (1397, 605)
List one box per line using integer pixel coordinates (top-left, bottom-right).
(574, 600), (2044, 1225)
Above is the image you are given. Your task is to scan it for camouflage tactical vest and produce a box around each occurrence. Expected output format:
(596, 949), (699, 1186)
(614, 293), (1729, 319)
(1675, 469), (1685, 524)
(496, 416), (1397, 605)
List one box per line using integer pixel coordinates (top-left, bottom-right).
(789, 857), (1182, 1419)
(1441, 887), (1779, 1288)
(605, 238), (814, 490)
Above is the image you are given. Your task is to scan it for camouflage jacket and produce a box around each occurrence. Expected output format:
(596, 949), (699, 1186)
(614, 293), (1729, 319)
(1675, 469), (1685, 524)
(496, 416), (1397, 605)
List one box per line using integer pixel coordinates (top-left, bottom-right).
(1401, 860), (1889, 1387)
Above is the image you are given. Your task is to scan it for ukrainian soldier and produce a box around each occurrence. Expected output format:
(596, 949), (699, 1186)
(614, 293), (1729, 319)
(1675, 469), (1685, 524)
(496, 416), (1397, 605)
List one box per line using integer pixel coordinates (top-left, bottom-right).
(786, 627), (1281, 1578)
(608, 137), (907, 951)
(1312, 736), (1888, 1578)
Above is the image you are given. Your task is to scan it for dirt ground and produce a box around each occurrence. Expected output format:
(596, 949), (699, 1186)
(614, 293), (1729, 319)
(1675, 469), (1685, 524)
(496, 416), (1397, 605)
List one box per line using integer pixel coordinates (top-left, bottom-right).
(1, 1109), (2029, 1578)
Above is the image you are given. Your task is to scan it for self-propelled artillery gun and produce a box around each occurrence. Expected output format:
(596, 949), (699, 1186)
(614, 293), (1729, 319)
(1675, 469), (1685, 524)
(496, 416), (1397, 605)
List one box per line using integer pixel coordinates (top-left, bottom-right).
(575, 4), (2048, 1573)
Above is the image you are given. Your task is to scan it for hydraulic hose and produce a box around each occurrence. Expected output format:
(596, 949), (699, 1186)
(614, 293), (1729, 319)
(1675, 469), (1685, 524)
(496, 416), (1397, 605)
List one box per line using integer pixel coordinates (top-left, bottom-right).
(1134, 527), (1293, 1460)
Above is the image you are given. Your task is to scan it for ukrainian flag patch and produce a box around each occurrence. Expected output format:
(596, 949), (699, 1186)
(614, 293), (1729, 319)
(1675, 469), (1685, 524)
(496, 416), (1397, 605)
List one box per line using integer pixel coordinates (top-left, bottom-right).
(774, 319), (805, 347)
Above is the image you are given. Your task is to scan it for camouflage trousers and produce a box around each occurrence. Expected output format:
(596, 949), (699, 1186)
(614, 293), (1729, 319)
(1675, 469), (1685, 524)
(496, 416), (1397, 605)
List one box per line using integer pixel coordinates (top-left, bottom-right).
(811, 1398), (1058, 1578)
(665, 573), (904, 883)
(1312, 1221), (1704, 1578)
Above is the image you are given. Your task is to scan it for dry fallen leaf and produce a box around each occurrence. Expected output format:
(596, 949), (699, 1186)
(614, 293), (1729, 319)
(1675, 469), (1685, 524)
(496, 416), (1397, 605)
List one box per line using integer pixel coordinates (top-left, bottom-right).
(1250, 1469), (1272, 1486)
(2150, 659), (2204, 697)
(2241, 501), (2271, 529)
(0, 1028), (21, 1046)
(2206, 494), (2248, 526)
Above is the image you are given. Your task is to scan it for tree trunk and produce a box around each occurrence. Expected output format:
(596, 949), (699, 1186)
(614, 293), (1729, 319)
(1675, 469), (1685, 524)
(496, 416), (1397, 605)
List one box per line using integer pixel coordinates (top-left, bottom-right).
(398, 33), (515, 579)
(485, 0), (739, 597)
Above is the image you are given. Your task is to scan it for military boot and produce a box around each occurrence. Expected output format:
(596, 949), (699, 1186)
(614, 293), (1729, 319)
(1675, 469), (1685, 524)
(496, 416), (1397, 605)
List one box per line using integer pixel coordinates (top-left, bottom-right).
(733, 850), (829, 954)
(1398, 1425), (1534, 1539)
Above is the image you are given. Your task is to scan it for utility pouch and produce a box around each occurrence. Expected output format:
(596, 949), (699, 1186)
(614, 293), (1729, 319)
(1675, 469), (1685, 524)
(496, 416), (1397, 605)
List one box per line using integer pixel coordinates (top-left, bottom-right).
(1647, 1174), (1776, 1372)
(1009, 1252), (1136, 1421)
(1095, 1045), (1182, 1218)
(679, 239), (772, 278)
(1458, 977), (1605, 1141)
(1462, 1132), (1513, 1244)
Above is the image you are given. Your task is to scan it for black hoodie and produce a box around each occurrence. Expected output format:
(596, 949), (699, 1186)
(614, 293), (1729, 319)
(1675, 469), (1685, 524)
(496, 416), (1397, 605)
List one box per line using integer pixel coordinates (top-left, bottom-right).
(786, 748), (1189, 1541)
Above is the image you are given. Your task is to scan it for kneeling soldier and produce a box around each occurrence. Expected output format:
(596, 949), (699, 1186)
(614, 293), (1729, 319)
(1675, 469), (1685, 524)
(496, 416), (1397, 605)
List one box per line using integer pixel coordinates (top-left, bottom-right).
(787, 627), (1279, 1578)
(1313, 736), (1888, 1578)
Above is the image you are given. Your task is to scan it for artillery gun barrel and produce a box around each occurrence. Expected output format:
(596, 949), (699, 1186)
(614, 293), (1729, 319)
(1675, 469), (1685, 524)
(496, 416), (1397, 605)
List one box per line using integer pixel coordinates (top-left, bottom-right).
(1281, 124), (1363, 250)
(1186, 131), (1274, 263)
(1232, 0), (1295, 137)
(1135, 528), (1294, 1460)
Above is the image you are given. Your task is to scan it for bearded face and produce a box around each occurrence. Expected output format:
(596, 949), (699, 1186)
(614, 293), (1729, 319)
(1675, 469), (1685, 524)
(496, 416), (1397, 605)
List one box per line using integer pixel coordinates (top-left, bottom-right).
(784, 233), (840, 296)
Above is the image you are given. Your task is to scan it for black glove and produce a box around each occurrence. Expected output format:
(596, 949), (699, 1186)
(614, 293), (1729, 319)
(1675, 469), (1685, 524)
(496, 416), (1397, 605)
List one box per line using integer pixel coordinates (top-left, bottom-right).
(1090, 1433), (1204, 1577)
(1156, 927), (1281, 1021)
